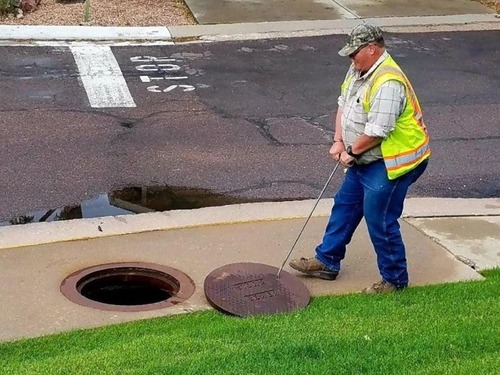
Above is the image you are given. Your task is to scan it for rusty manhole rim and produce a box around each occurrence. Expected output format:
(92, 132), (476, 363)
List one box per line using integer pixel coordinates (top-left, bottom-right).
(60, 262), (195, 312)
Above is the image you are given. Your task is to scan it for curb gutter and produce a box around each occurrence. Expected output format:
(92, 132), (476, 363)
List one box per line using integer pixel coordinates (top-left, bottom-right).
(0, 198), (498, 250)
(0, 14), (499, 42)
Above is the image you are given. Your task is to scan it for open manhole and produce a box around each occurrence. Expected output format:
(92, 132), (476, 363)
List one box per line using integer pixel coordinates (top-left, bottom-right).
(204, 262), (310, 317)
(61, 262), (195, 312)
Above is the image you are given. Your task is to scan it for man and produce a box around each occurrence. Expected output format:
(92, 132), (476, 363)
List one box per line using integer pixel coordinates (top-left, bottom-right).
(289, 23), (430, 294)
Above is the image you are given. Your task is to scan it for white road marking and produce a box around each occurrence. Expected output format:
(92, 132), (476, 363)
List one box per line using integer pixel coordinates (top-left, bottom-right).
(140, 76), (188, 82)
(70, 45), (136, 108)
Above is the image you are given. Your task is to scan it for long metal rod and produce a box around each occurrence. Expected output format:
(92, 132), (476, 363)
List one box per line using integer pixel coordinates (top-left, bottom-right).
(276, 161), (341, 278)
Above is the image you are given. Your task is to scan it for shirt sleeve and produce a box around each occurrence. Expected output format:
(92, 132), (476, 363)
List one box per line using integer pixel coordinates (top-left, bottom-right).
(338, 94), (345, 107)
(364, 80), (407, 138)
(338, 66), (355, 108)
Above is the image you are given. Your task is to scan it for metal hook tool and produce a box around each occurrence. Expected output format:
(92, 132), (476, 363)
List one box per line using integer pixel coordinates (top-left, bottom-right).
(276, 161), (341, 278)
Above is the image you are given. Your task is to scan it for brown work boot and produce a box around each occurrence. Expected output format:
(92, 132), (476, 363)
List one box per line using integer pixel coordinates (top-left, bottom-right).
(289, 257), (338, 280)
(362, 280), (400, 294)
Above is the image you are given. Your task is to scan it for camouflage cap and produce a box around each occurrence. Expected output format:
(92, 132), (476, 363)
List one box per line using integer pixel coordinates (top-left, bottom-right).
(338, 23), (383, 57)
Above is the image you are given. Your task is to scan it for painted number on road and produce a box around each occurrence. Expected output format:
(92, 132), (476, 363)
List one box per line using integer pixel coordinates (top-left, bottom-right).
(147, 85), (195, 92)
(130, 55), (195, 93)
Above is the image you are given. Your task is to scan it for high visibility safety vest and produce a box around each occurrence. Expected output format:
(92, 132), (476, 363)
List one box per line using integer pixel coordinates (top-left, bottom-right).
(341, 55), (431, 180)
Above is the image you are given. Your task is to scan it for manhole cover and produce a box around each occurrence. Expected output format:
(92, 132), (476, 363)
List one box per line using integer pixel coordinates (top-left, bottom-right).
(204, 262), (310, 317)
(61, 262), (195, 312)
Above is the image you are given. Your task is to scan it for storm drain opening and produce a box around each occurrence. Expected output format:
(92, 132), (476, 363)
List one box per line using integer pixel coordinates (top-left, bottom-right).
(61, 262), (195, 312)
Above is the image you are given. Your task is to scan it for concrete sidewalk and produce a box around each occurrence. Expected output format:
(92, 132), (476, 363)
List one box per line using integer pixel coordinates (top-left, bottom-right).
(0, 0), (499, 42)
(0, 198), (498, 342)
(184, 0), (496, 24)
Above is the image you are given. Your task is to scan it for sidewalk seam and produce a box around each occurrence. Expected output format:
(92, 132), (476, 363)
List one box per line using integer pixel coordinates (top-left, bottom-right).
(402, 217), (484, 272)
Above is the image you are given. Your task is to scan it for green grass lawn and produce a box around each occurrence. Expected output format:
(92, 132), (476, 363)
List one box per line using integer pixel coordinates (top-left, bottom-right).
(1, 270), (499, 375)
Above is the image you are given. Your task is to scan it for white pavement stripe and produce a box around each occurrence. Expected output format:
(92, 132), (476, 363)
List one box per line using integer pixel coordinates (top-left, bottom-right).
(70, 45), (136, 108)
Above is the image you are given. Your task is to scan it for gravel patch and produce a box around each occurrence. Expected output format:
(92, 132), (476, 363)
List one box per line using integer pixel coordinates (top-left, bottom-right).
(1, 0), (196, 26)
(475, 0), (499, 12)
(1, 0), (497, 27)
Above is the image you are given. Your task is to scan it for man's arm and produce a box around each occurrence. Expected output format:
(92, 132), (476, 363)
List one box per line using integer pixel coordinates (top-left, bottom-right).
(342, 80), (406, 165)
(350, 134), (382, 155)
(329, 107), (345, 161)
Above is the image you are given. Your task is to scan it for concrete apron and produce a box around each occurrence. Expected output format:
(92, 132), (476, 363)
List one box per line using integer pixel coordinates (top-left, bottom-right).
(0, 215), (481, 343)
(407, 216), (500, 271)
(184, 0), (495, 25)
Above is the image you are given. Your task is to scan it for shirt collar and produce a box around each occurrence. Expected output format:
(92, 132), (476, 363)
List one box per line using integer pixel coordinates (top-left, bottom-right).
(355, 50), (389, 80)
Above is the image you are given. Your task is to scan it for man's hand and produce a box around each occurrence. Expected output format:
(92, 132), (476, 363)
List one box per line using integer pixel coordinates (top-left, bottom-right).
(329, 142), (345, 162)
(340, 151), (355, 167)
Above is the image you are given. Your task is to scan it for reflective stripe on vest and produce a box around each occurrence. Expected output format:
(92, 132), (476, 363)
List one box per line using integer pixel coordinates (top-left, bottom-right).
(384, 137), (430, 171)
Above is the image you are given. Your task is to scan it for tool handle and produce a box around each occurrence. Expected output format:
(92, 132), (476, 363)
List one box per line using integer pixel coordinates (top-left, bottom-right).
(276, 161), (341, 278)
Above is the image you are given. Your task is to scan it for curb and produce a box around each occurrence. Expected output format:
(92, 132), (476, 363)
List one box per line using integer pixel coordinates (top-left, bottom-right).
(0, 199), (333, 250)
(0, 198), (498, 250)
(170, 14), (500, 40)
(0, 25), (171, 41)
(0, 14), (499, 42)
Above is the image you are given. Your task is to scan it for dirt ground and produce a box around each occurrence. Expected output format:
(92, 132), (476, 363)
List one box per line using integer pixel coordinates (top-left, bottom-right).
(477, 0), (500, 13)
(0, 0), (196, 26)
(0, 0), (498, 27)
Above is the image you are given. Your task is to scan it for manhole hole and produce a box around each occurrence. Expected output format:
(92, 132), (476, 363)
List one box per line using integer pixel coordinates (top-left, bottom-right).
(204, 262), (310, 317)
(61, 262), (195, 312)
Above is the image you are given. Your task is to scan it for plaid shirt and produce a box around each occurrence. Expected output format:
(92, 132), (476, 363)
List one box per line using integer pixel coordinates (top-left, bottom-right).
(338, 52), (407, 164)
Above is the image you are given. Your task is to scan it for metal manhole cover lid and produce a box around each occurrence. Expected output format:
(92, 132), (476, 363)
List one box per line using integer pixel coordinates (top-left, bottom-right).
(204, 262), (310, 317)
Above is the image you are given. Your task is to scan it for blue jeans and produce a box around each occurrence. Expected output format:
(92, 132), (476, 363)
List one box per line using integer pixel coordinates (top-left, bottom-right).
(315, 159), (428, 287)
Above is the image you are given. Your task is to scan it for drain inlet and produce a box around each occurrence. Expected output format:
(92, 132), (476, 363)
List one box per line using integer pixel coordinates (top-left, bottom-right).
(61, 262), (195, 312)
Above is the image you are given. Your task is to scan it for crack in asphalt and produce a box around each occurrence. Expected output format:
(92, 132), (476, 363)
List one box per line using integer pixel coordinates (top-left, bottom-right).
(246, 117), (284, 146)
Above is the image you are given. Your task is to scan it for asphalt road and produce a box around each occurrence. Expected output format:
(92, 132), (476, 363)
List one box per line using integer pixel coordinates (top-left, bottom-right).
(0, 31), (498, 221)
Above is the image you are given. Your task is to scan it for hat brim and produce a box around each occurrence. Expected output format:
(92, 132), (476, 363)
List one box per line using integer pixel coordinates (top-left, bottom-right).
(338, 44), (358, 57)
